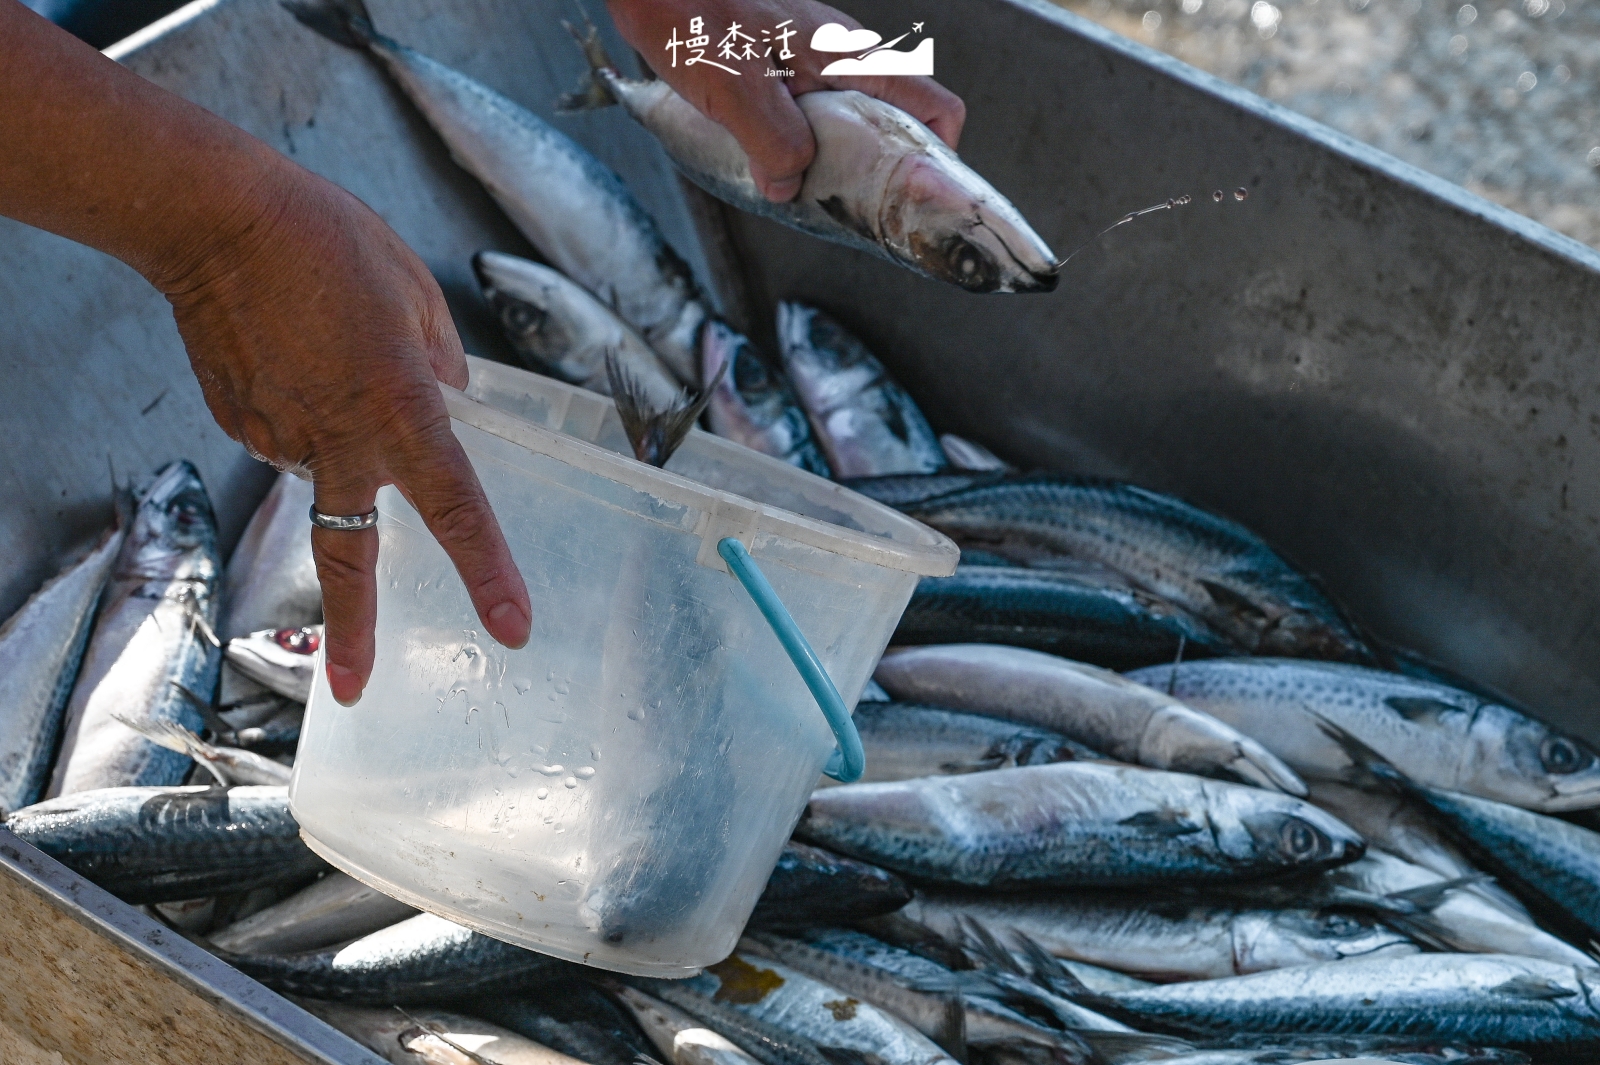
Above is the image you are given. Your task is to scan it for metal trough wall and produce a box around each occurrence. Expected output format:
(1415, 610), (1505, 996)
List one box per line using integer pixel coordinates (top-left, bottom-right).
(1, 0), (1599, 1055)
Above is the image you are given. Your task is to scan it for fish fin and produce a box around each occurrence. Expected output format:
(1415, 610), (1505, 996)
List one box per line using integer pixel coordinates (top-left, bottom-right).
(1305, 711), (1410, 793)
(170, 681), (237, 739)
(607, 351), (726, 467)
(957, 915), (1026, 977)
(1383, 695), (1470, 724)
(1012, 929), (1097, 1002)
(1076, 1030), (1196, 1061)
(280, 0), (379, 50)
(112, 713), (228, 787)
(395, 1008), (507, 1065)
(938, 756), (1007, 774)
(1116, 809), (1202, 837)
(1488, 975), (1580, 1000)
(815, 1048), (877, 1065)
(557, 14), (619, 111)
(1195, 578), (1271, 623)
(1385, 873), (1492, 912)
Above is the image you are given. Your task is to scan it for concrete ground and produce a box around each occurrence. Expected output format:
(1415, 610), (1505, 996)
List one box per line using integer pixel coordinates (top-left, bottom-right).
(1054, 0), (1600, 250)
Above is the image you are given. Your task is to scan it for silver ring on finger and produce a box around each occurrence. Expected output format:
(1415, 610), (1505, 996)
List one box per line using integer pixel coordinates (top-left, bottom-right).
(309, 505), (379, 532)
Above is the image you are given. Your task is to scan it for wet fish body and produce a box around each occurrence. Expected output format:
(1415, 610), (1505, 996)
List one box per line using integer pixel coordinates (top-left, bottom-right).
(846, 472), (1013, 510)
(778, 303), (946, 479)
(474, 250), (688, 397)
(219, 470), (320, 640)
(613, 984), (764, 1065)
(814, 701), (1096, 788)
(939, 435), (1008, 473)
(1326, 847), (1592, 967)
(1408, 785), (1600, 946)
(684, 951), (959, 1065)
(0, 525), (122, 814)
(208, 869), (417, 954)
(701, 318), (831, 476)
(48, 462), (222, 796)
(116, 714), (290, 787)
(901, 477), (1369, 662)
(479, 986), (657, 1065)
(7, 785), (322, 904)
(747, 841), (913, 930)
(876, 645), (1304, 795)
(1131, 659), (1600, 811)
(224, 625), (320, 703)
(896, 565), (1235, 671)
(564, 32), (1057, 294)
(285, 0), (707, 379)
(1084, 953), (1600, 1052)
(303, 1001), (589, 1065)
(645, 981), (843, 1065)
(797, 761), (1362, 888)
(899, 892), (1416, 982)
(222, 911), (571, 1003)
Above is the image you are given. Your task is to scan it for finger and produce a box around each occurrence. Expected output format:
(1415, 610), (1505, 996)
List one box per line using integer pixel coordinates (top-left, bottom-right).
(823, 75), (967, 149)
(699, 78), (816, 201)
(309, 477), (380, 706)
(386, 399), (532, 651)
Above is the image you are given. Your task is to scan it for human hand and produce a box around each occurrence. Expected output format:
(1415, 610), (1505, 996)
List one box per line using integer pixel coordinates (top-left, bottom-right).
(158, 156), (532, 706)
(606, 0), (966, 201)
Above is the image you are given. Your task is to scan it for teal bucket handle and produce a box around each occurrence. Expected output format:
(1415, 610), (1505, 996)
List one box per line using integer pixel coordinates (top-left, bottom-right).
(718, 537), (865, 783)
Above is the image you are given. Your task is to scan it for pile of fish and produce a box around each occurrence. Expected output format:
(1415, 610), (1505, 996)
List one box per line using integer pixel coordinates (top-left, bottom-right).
(9, 3), (1600, 1064)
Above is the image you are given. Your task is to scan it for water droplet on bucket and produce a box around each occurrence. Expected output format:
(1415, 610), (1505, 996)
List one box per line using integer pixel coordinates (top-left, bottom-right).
(564, 776), (578, 789)
(1212, 189), (1224, 202)
(536, 788), (549, 800)
(627, 707), (646, 722)
(538, 764), (564, 776)
(514, 678), (533, 695)
(590, 745), (602, 761)
(1234, 187), (1249, 201)
(576, 766), (596, 779)
(554, 679), (571, 695)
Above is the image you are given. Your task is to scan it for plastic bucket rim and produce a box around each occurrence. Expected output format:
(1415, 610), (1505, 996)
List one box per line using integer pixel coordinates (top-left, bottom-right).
(442, 374), (959, 578)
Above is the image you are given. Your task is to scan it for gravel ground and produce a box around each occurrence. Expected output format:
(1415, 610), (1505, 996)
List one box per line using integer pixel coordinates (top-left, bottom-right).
(1054, 0), (1600, 249)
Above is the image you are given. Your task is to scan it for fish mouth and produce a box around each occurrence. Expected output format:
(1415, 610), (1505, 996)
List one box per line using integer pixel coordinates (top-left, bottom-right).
(1542, 773), (1600, 810)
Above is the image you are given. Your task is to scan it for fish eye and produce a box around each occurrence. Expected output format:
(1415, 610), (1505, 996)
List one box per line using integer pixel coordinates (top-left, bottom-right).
(1541, 736), (1593, 775)
(1280, 817), (1331, 861)
(501, 301), (539, 333)
(1320, 913), (1361, 936)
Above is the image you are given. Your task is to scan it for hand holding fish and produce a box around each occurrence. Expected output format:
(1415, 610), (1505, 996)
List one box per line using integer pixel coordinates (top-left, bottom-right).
(606, 0), (967, 201)
(0, 3), (530, 705)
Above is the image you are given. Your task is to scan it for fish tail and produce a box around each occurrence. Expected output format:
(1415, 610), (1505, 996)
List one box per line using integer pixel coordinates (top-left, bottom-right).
(607, 351), (727, 467)
(281, 0), (382, 51)
(557, 14), (619, 112)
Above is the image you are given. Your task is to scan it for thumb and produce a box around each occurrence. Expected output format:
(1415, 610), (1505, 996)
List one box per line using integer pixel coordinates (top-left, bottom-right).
(700, 78), (816, 202)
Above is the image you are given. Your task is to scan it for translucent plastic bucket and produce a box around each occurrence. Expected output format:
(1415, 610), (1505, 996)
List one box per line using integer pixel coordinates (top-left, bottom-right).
(290, 357), (957, 976)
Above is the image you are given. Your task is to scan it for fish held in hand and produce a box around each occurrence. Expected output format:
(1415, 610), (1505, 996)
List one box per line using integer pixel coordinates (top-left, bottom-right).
(778, 303), (947, 479)
(701, 319), (831, 477)
(900, 476), (1372, 663)
(561, 25), (1057, 294)
(7, 784), (322, 904)
(224, 624), (320, 703)
(797, 761), (1360, 888)
(895, 565), (1235, 671)
(1131, 658), (1600, 811)
(475, 250), (688, 398)
(283, 0), (708, 379)
(876, 644), (1304, 795)
(48, 461), (222, 796)
(0, 523), (122, 814)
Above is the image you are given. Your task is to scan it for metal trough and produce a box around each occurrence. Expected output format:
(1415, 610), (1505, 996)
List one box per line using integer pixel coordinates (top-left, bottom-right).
(1, 0), (1597, 1055)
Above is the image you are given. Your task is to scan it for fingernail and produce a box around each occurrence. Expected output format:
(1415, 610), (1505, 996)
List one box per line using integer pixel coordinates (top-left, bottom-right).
(488, 601), (531, 649)
(328, 662), (362, 706)
(765, 176), (802, 202)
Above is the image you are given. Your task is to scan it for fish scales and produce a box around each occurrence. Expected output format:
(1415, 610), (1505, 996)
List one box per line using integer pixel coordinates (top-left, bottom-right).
(901, 477), (1370, 663)
(797, 762), (1361, 888)
(747, 841), (913, 930)
(479, 987), (657, 1065)
(1131, 659), (1600, 812)
(7, 785), (323, 903)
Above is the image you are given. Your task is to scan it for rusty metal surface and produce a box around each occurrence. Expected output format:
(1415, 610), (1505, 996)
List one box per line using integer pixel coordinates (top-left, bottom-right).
(718, 0), (1600, 736)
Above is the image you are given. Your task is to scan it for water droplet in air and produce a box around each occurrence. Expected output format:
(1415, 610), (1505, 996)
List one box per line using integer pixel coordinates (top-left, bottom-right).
(1234, 187), (1249, 201)
(536, 788), (549, 800)
(564, 776), (578, 789)
(627, 707), (646, 721)
(576, 766), (596, 779)
(1212, 189), (1224, 202)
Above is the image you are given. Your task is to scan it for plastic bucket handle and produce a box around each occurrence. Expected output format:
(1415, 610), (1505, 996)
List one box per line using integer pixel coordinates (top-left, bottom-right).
(717, 537), (865, 783)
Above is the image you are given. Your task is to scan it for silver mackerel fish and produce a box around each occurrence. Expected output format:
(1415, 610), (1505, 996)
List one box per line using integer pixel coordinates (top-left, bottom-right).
(284, 0), (708, 382)
(561, 27), (1058, 294)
